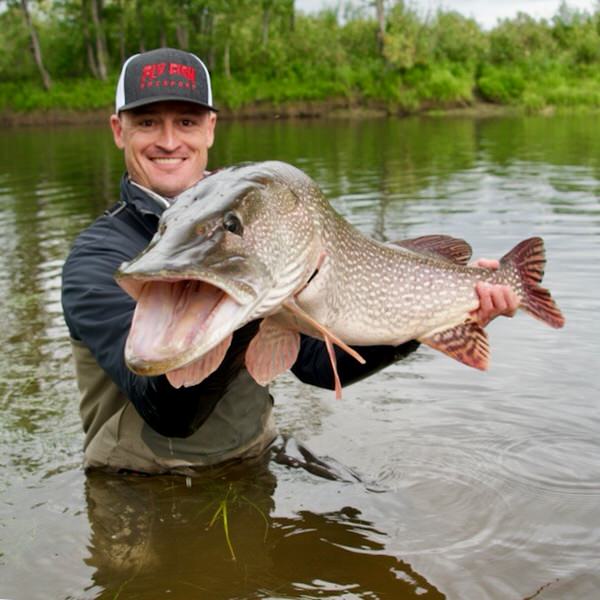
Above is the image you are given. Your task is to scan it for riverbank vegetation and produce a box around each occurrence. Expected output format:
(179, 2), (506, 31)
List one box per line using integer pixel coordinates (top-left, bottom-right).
(2, 0), (600, 120)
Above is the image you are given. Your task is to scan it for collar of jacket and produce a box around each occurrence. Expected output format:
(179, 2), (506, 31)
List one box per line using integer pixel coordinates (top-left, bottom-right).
(119, 174), (170, 219)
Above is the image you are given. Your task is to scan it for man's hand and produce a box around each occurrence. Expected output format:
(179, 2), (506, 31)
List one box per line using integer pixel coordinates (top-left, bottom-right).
(470, 259), (520, 327)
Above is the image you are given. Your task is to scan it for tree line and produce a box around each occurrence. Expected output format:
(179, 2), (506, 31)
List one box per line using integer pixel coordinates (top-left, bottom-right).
(1, 0), (600, 114)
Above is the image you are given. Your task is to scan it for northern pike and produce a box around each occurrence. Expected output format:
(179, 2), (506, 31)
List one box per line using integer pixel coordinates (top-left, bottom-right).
(116, 161), (565, 397)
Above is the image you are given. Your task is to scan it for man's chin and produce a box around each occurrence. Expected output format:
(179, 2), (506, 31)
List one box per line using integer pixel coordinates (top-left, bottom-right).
(129, 161), (204, 197)
(146, 175), (194, 198)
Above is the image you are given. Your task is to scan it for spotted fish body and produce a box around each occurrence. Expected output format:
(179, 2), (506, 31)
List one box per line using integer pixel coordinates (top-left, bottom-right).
(298, 219), (530, 344)
(116, 161), (564, 395)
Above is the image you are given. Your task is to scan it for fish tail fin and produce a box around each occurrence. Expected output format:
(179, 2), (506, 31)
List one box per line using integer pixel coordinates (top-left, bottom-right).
(500, 237), (565, 329)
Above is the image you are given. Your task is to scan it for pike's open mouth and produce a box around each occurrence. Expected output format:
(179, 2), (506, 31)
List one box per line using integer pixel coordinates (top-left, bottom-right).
(123, 278), (247, 388)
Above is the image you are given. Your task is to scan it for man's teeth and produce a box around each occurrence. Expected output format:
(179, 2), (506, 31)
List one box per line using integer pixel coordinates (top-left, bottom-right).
(153, 158), (184, 164)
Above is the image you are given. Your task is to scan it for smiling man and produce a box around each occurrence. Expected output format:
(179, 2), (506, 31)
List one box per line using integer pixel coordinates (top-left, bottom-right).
(110, 102), (216, 197)
(110, 49), (217, 198)
(61, 48), (518, 475)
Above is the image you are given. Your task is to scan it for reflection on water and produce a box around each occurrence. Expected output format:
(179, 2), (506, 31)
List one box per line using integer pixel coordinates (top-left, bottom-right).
(82, 458), (441, 600)
(1, 115), (599, 599)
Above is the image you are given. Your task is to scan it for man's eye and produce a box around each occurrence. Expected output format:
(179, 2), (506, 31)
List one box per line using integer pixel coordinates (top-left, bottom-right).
(140, 119), (154, 127)
(181, 119), (195, 127)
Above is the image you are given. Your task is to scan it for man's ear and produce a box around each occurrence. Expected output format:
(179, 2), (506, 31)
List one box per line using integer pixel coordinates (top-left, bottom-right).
(110, 114), (125, 149)
(206, 112), (217, 149)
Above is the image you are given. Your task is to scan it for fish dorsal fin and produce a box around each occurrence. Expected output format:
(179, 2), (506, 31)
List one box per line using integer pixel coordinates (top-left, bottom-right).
(166, 335), (233, 388)
(419, 321), (489, 370)
(283, 301), (366, 399)
(245, 317), (301, 386)
(391, 235), (473, 265)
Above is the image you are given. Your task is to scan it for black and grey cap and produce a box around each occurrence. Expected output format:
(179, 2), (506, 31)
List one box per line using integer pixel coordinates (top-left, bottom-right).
(115, 48), (217, 113)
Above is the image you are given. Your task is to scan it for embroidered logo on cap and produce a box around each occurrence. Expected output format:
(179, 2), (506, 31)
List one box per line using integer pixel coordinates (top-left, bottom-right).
(140, 62), (197, 90)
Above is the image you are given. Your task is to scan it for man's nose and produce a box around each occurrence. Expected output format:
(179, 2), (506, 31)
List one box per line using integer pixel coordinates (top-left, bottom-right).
(155, 121), (179, 151)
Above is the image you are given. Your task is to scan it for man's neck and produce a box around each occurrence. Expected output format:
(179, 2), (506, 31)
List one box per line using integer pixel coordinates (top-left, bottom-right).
(128, 171), (211, 208)
(128, 179), (172, 209)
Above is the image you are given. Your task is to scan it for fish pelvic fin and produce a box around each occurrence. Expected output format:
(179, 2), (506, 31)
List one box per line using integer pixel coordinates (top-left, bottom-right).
(245, 317), (300, 386)
(324, 336), (343, 400)
(282, 301), (366, 366)
(391, 235), (472, 265)
(420, 321), (490, 370)
(500, 237), (565, 329)
(283, 300), (366, 400)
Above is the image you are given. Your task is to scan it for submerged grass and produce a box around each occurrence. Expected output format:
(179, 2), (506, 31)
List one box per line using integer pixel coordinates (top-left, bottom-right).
(202, 481), (270, 562)
(207, 485), (237, 561)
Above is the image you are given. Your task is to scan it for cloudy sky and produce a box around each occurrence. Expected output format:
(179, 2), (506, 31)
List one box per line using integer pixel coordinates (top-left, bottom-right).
(295, 0), (599, 29)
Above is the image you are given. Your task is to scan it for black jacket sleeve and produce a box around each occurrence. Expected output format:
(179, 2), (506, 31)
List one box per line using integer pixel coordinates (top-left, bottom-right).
(62, 219), (257, 438)
(292, 334), (420, 390)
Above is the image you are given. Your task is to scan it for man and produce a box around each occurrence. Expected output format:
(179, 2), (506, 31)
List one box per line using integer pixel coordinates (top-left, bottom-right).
(61, 48), (519, 475)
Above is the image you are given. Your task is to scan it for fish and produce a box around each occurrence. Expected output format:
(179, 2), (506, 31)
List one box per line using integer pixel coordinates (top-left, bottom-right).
(115, 161), (565, 398)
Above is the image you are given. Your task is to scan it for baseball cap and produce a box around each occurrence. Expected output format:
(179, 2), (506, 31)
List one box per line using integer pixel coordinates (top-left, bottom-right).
(115, 47), (217, 113)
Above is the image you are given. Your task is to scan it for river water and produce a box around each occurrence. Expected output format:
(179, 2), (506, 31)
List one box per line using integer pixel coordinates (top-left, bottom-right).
(0, 114), (598, 599)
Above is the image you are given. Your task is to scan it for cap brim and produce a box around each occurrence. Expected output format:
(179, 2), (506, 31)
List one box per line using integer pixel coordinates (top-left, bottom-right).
(118, 95), (218, 113)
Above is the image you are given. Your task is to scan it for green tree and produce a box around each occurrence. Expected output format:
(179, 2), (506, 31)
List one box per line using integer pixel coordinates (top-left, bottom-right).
(430, 11), (487, 65)
(383, 1), (431, 70)
(1, 0), (600, 114)
(19, 0), (52, 89)
(89, 0), (109, 80)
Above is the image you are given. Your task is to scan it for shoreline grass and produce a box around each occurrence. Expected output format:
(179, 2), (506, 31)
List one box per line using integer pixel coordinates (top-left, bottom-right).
(2, 68), (600, 126)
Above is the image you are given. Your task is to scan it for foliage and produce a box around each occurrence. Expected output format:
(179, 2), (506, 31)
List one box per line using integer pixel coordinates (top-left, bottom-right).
(383, 1), (432, 70)
(430, 11), (488, 66)
(488, 13), (558, 64)
(0, 78), (115, 111)
(477, 65), (526, 104)
(1, 0), (600, 114)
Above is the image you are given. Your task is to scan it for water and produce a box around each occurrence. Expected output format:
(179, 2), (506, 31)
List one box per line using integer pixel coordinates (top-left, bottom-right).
(0, 114), (599, 599)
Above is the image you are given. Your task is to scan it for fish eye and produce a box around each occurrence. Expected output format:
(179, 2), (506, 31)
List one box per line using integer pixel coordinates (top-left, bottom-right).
(223, 212), (243, 236)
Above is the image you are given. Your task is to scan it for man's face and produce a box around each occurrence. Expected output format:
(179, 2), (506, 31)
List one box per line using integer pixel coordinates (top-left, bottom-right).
(110, 101), (217, 197)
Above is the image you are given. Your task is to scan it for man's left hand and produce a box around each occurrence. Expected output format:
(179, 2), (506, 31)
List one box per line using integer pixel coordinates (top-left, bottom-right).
(470, 259), (520, 327)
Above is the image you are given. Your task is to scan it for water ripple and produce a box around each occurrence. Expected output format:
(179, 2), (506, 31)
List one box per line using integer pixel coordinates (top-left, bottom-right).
(496, 432), (600, 496)
(1, 117), (599, 600)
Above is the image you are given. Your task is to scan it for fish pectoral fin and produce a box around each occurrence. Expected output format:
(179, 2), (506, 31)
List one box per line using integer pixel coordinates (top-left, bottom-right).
(166, 335), (233, 388)
(419, 321), (489, 370)
(390, 235), (473, 265)
(245, 317), (301, 385)
(282, 301), (366, 365)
